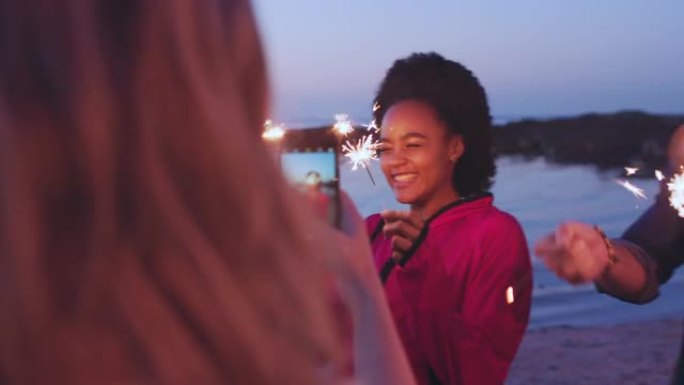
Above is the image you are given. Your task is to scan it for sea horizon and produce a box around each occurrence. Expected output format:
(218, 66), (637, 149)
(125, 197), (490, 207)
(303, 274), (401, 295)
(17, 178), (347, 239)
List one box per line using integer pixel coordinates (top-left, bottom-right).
(270, 109), (684, 130)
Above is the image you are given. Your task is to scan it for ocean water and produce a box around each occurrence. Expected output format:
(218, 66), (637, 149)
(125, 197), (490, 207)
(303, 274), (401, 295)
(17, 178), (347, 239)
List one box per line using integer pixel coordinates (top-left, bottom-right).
(341, 156), (684, 329)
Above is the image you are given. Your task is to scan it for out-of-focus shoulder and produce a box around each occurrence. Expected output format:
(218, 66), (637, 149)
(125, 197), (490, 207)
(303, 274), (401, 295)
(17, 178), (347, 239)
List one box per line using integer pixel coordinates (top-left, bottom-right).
(478, 206), (524, 232)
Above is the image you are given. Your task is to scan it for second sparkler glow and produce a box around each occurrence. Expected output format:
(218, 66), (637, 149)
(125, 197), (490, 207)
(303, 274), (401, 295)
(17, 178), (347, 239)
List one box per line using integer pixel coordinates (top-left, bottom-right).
(333, 114), (354, 136)
(668, 167), (684, 218)
(262, 119), (285, 141)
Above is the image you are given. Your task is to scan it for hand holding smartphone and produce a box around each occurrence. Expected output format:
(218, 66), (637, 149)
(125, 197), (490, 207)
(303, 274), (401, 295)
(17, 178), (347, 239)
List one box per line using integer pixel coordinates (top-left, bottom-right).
(280, 128), (341, 228)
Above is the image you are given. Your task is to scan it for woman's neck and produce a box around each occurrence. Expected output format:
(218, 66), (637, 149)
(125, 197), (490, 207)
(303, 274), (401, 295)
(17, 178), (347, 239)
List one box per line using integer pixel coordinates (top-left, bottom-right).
(410, 189), (461, 220)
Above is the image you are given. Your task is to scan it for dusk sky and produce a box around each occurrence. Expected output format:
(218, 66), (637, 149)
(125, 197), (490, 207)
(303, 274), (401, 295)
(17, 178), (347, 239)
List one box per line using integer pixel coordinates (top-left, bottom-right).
(252, 1), (684, 126)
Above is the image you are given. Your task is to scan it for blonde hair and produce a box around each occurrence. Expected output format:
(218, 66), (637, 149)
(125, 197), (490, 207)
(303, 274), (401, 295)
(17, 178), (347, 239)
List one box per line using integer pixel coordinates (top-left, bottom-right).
(0, 0), (340, 384)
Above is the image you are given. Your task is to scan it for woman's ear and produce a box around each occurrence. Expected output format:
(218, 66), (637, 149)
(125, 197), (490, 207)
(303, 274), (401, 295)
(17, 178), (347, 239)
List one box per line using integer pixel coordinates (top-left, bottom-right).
(448, 135), (465, 163)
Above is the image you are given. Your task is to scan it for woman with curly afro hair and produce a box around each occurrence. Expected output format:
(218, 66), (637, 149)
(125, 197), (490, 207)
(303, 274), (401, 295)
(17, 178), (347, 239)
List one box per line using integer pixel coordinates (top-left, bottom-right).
(366, 52), (533, 385)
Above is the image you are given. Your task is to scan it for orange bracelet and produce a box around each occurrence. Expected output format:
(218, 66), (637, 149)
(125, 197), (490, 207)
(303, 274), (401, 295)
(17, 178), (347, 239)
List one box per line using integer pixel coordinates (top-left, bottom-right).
(594, 225), (618, 264)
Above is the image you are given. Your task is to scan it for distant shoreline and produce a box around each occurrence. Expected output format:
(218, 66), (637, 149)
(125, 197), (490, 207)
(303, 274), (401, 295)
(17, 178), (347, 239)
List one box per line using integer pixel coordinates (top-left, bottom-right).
(494, 110), (684, 177)
(290, 110), (684, 176)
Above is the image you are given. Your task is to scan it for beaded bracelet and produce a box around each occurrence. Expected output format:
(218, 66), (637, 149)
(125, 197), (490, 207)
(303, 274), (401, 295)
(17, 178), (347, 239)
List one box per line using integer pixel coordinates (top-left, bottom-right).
(593, 225), (618, 264)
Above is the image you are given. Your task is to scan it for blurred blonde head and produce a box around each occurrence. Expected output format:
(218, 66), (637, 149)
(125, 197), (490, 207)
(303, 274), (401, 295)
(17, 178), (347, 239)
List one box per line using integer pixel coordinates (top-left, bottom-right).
(0, 0), (339, 384)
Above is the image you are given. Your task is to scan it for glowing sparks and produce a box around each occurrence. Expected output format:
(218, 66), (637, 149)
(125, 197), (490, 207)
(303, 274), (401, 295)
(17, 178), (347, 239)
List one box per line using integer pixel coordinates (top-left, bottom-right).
(655, 170), (665, 181)
(624, 167), (639, 176)
(262, 119), (285, 141)
(667, 168), (684, 218)
(333, 114), (354, 136)
(342, 135), (379, 171)
(342, 135), (379, 186)
(506, 286), (515, 304)
(372, 101), (380, 112)
(615, 179), (647, 199)
(363, 119), (380, 133)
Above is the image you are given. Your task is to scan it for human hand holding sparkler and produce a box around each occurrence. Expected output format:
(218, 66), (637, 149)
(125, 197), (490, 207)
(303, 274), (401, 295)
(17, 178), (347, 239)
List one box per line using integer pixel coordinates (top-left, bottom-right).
(534, 125), (684, 312)
(534, 222), (614, 284)
(380, 210), (425, 263)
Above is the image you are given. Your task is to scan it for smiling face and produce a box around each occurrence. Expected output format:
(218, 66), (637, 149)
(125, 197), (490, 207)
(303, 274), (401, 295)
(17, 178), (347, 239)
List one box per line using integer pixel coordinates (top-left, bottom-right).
(378, 100), (464, 218)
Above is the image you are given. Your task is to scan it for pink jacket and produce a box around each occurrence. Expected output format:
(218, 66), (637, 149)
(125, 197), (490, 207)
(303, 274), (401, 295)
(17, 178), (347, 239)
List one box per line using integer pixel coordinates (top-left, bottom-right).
(366, 196), (532, 385)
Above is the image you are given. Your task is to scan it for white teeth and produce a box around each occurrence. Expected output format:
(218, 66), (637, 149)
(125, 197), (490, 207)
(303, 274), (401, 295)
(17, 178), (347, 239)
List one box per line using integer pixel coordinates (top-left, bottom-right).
(393, 173), (416, 182)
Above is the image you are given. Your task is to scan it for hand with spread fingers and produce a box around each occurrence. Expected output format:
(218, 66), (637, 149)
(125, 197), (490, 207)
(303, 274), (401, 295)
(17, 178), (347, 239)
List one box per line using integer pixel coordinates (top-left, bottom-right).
(534, 221), (613, 284)
(380, 210), (425, 262)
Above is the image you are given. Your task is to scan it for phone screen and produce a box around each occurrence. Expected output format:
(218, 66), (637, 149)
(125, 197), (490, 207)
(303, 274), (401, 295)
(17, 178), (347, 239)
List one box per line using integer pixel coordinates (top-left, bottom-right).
(280, 128), (340, 228)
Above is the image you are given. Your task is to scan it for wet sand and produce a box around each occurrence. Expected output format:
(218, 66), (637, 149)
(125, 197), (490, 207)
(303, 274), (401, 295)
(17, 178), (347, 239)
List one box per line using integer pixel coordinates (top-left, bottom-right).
(506, 318), (682, 385)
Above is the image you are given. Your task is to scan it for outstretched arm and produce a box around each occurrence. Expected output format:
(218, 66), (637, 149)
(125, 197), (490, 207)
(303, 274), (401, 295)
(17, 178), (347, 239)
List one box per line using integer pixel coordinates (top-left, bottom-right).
(327, 193), (416, 385)
(535, 124), (684, 303)
(535, 223), (657, 303)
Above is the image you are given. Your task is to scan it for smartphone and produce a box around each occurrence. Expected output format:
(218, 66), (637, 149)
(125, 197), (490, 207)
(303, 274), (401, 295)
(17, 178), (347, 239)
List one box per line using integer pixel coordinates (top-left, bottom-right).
(280, 127), (341, 228)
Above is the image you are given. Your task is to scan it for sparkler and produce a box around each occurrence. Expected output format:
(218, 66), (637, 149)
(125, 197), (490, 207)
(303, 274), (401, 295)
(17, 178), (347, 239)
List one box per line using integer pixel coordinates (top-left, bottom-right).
(615, 179), (647, 199)
(363, 119), (380, 133)
(342, 134), (380, 186)
(667, 167), (684, 218)
(262, 119), (285, 141)
(655, 170), (665, 181)
(332, 114), (354, 136)
(624, 167), (639, 176)
(372, 101), (381, 112)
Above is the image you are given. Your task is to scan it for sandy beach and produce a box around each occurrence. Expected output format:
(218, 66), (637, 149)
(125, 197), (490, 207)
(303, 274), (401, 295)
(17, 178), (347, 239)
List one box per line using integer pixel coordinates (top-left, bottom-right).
(506, 318), (683, 385)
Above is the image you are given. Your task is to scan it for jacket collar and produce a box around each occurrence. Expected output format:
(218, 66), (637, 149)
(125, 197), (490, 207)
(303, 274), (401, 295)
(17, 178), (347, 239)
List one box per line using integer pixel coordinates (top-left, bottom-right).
(427, 193), (493, 229)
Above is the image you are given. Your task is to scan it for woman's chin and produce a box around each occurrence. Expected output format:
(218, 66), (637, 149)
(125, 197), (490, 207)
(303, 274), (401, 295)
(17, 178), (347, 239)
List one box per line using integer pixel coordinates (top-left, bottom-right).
(393, 194), (416, 205)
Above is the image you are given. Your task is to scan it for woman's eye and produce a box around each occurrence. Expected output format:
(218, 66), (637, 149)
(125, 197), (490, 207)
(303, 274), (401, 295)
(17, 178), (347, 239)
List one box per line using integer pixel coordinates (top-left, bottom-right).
(376, 147), (390, 155)
(406, 143), (422, 148)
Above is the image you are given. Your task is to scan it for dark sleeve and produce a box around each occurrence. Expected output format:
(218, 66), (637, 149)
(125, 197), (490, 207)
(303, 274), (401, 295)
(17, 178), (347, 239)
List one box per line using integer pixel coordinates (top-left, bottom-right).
(621, 176), (684, 286)
(603, 238), (660, 303)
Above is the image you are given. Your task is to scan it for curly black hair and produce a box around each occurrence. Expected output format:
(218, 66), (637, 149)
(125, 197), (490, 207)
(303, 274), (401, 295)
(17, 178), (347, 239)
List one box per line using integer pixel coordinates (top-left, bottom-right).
(373, 52), (496, 196)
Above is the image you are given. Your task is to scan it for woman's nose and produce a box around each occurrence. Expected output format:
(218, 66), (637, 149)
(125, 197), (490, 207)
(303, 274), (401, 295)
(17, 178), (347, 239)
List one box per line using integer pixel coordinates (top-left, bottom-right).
(381, 149), (407, 167)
